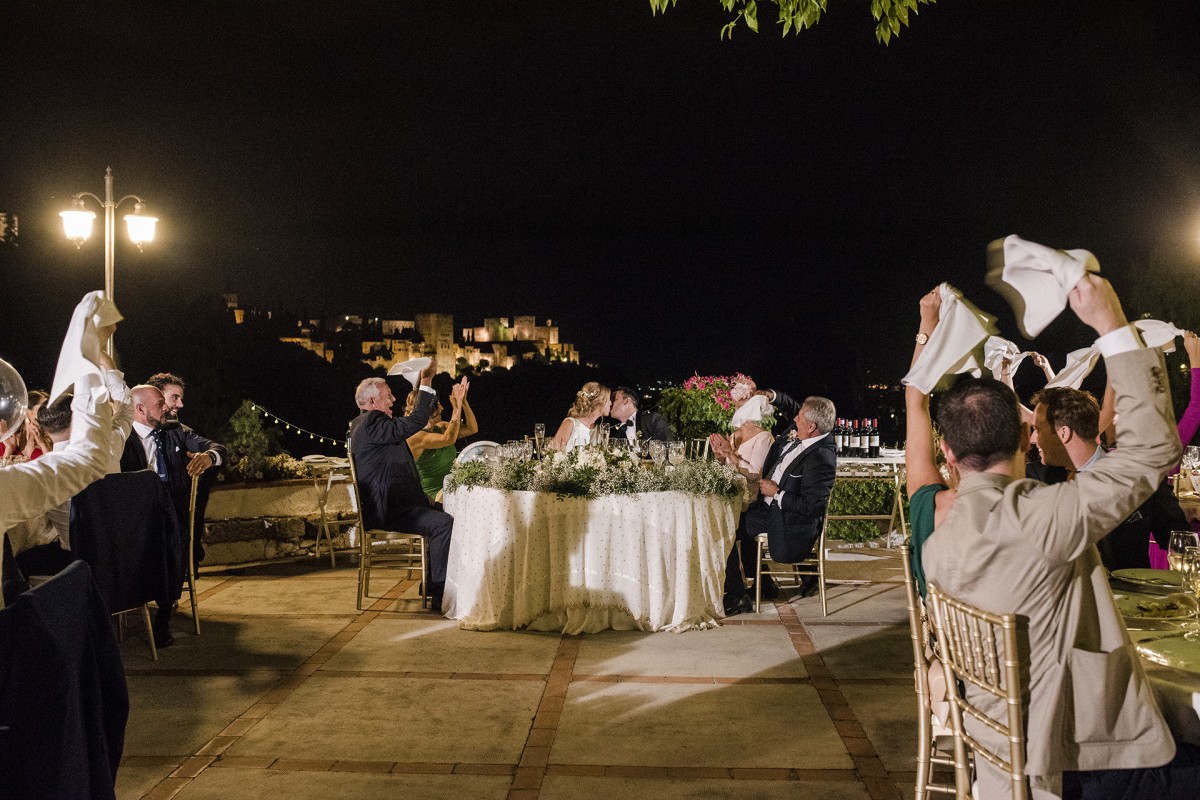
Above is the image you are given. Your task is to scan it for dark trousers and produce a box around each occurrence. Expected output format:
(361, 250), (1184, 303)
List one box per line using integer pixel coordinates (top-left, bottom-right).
(724, 507), (765, 598)
(14, 542), (75, 579)
(1064, 740), (1200, 799)
(387, 504), (453, 589)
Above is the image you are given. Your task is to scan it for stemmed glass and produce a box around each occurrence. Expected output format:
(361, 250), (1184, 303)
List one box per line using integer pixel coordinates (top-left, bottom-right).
(649, 440), (667, 468)
(1181, 547), (1200, 635)
(1168, 531), (1200, 589)
(533, 423), (545, 458)
(668, 441), (686, 469)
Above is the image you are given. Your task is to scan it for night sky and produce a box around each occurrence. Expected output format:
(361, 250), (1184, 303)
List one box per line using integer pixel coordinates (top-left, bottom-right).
(4, 1), (1200, 405)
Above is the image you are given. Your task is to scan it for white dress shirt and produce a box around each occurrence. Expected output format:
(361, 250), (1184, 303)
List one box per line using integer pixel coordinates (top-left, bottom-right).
(767, 431), (830, 506)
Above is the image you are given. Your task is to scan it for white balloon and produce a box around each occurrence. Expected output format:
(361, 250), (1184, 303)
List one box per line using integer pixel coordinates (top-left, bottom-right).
(0, 358), (29, 444)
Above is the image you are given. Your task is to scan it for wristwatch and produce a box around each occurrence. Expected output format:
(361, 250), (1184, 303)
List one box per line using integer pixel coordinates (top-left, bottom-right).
(915, 332), (930, 345)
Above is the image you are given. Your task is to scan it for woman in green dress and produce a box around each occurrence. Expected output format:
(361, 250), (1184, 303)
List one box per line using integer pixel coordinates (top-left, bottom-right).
(406, 377), (479, 505)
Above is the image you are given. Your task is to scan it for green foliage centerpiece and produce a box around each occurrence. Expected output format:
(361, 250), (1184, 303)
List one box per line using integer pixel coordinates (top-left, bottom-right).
(446, 446), (746, 502)
(657, 373), (753, 441)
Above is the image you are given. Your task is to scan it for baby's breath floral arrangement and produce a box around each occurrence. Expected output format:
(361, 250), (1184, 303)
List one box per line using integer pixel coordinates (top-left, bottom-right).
(445, 446), (745, 501)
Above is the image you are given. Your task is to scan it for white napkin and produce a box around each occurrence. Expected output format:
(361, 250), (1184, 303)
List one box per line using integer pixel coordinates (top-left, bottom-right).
(386, 356), (432, 387)
(983, 336), (1031, 381)
(1134, 319), (1184, 354)
(1045, 346), (1101, 389)
(985, 234), (1100, 339)
(902, 283), (996, 394)
(50, 291), (123, 403)
(731, 394), (774, 428)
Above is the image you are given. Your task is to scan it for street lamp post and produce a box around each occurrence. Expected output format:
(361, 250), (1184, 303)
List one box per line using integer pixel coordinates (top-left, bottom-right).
(60, 166), (158, 305)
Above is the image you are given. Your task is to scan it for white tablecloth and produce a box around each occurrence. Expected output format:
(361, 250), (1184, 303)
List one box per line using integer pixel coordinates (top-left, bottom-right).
(442, 487), (738, 634)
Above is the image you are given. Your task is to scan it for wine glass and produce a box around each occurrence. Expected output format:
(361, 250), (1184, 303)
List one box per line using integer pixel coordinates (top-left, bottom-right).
(668, 441), (686, 468)
(533, 423), (545, 458)
(649, 440), (667, 468)
(1168, 531), (1200, 588)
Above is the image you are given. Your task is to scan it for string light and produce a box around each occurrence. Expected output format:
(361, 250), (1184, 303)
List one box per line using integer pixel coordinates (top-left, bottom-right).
(249, 402), (346, 446)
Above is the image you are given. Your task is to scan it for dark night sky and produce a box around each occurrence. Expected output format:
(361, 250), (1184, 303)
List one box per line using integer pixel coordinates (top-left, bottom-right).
(4, 1), (1200, 404)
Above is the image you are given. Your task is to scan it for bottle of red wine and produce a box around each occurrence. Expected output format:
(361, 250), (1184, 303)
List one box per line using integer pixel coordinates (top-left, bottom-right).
(835, 417), (846, 455)
(849, 419), (861, 458)
(869, 417), (881, 458)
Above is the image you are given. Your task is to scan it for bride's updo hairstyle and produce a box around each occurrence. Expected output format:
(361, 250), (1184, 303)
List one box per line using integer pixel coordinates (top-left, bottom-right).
(568, 382), (610, 419)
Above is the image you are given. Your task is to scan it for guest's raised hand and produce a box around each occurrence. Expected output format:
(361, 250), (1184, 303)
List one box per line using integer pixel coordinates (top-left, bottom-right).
(1068, 274), (1126, 336)
(1184, 331), (1200, 369)
(458, 375), (471, 398)
(1031, 352), (1056, 380)
(419, 359), (437, 384)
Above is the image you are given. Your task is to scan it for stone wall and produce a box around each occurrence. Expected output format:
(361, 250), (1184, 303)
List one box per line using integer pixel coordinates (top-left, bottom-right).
(202, 478), (357, 566)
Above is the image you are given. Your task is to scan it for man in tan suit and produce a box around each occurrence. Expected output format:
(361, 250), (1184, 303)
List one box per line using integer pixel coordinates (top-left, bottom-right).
(923, 275), (1200, 798)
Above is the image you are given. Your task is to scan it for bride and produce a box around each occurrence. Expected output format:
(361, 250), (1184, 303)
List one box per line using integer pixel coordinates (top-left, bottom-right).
(550, 382), (612, 452)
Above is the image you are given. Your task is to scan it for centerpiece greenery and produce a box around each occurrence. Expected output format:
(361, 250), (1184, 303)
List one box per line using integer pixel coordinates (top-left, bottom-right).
(219, 400), (310, 483)
(657, 373), (753, 441)
(445, 446), (746, 502)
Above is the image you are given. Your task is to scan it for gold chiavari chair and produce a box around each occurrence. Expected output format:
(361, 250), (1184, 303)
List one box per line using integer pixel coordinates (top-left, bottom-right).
(926, 583), (1031, 800)
(346, 440), (428, 611)
(901, 542), (958, 799)
(184, 475), (201, 635)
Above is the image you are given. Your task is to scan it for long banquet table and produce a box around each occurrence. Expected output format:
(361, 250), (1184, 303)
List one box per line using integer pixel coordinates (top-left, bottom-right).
(442, 487), (739, 634)
(1113, 581), (1200, 746)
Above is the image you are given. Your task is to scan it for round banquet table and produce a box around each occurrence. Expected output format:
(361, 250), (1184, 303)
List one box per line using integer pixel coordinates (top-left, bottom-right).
(442, 487), (739, 634)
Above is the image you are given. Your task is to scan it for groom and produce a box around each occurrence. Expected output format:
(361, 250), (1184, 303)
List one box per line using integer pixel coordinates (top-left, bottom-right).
(724, 396), (838, 616)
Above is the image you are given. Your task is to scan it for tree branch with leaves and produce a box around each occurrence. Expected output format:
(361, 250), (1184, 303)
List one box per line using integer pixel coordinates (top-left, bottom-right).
(648, 0), (935, 44)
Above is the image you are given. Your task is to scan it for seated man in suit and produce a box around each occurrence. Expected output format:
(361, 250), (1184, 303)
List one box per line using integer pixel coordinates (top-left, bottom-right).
(724, 396), (838, 615)
(1030, 385), (1186, 571)
(145, 372), (221, 561)
(609, 386), (673, 443)
(924, 275), (1200, 798)
(121, 385), (225, 564)
(348, 361), (452, 610)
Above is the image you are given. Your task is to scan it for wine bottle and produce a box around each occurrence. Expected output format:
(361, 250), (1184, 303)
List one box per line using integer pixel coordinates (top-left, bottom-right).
(849, 419), (861, 458)
(835, 417), (846, 455)
(869, 417), (881, 458)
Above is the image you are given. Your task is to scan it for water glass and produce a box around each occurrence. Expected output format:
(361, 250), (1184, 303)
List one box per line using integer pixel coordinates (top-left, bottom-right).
(1184, 547), (1200, 597)
(1168, 531), (1200, 584)
(649, 440), (667, 467)
(668, 441), (686, 466)
(533, 423), (546, 458)
(1187, 446), (1200, 470)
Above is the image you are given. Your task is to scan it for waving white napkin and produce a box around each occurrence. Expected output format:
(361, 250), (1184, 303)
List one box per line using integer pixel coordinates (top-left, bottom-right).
(1045, 346), (1101, 389)
(985, 234), (1100, 339)
(50, 291), (123, 404)
(902, 283), (996, 394)
(983, 336), (1032, 381)
(387, 356), (432, 387)
(731, 394), (774, 428)
(1134, 319), (1184, 354)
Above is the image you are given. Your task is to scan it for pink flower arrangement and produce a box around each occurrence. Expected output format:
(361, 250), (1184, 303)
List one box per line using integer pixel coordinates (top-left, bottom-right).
(660, 373), (754, 439)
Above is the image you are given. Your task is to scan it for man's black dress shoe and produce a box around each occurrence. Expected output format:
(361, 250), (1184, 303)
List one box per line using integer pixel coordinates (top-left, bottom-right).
(723, 593), (755, 617)
(758, 576), (780, 600)
(799, 576), (820, 598)
(153, 630), (175, 649)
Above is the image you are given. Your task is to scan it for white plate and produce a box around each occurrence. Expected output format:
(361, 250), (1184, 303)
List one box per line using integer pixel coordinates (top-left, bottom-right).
(1115, 593), (1196, 621)
(456, 440), (500, 464)
(1138, 634), (1200, 672)
(1112, 568), (1184, 590)
(301, 454), (331, 463)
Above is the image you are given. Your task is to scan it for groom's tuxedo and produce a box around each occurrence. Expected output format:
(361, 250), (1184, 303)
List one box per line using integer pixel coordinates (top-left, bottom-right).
(609, 411), (674, 443)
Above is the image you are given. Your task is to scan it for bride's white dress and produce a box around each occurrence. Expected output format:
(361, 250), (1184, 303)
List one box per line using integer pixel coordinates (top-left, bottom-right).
(564, 417), (593, 451)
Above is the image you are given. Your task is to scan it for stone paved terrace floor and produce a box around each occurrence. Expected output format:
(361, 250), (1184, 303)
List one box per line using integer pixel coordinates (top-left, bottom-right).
(117, 547), (929, 800)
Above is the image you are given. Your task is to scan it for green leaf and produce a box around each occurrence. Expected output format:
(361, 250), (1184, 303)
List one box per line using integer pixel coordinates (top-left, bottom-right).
(744, 0), (758, 33)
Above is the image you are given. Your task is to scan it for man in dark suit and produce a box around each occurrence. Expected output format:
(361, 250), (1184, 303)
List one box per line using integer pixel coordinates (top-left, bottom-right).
(348, 361), (452, 609)
(609, 386), (673, 444)
(724, 396), (838, 615)
(120, 385), (226, 567)
(119, 384), (225, 646)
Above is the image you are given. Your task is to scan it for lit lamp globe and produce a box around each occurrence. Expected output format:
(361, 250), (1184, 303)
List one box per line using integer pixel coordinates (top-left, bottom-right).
(124, 202), (157, 251)
(59, 207), (96, 247)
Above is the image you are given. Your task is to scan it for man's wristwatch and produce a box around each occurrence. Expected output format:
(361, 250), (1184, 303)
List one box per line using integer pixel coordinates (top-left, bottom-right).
(915, 332), (930, 345)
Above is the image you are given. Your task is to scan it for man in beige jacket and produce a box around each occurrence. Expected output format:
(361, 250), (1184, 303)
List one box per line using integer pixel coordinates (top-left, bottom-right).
(923, 275), (1199, 798)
